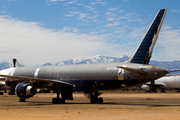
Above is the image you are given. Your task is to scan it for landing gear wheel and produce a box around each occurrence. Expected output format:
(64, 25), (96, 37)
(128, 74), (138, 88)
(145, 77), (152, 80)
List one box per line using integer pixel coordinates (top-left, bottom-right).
(8, 91), (15, 95)
(90, 97), (103, 104)
(52, 98), (65, 104)
(90, 98), (98, 104)
(161, 89), (166, 93)
(98, 97), (103, 103)
(0, 92), (3, 95)
(43, 90), (50, 93)
(52, 91), (66, 104)
(152, 90), (157, 93)
(145, 90), (151, 93)
(60, 99), (65, 104)
(19, 99), (26, 102)
(52, 98), (59, 104)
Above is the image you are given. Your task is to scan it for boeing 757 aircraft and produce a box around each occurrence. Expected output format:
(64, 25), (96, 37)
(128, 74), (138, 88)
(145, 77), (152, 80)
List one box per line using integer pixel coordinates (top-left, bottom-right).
(0, 9), (172, 104)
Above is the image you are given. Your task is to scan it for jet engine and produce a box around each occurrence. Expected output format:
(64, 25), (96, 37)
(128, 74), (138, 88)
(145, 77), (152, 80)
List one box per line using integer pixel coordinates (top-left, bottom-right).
(140, 84), (150, 91)
(15, 82), (37, 100)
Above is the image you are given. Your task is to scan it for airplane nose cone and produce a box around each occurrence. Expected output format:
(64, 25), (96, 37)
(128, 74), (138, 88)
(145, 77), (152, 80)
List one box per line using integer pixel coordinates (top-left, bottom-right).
(155, 66), (169, 77)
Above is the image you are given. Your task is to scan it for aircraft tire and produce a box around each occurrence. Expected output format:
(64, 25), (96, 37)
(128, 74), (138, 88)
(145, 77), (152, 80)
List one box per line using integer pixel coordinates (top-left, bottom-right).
(52, 98), (65, 104)
(90, 98), (98, 104)
(153, 90), (157, 93)
(60, 99), (65, 104)
(52, 98), (59, 104)
(43, 90), (50, 93)
(19, 99), (26, 102)
(8, 91), (15, 95)
(98, 97), (103, 103)
(90, 97), (103, 104)
(0, 92), (3, 95)
(161, 89), (166, 93)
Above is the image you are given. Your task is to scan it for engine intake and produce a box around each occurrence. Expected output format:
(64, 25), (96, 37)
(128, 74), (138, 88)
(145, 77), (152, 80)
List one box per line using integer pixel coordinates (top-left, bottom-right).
(15, 82), (37, 99)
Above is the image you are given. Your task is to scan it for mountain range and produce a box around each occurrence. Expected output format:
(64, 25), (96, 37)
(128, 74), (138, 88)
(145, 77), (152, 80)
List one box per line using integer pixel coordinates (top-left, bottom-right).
(1, 55), (180, 70)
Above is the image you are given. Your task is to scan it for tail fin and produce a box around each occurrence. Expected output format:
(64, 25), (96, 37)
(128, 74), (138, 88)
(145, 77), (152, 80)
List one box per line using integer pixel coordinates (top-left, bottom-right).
(12, 58), (20, 67)
(128, 9), (167, 64)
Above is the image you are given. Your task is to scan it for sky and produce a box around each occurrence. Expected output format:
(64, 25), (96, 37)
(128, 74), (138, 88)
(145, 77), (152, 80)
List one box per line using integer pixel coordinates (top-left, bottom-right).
(0, 0), (180, 65)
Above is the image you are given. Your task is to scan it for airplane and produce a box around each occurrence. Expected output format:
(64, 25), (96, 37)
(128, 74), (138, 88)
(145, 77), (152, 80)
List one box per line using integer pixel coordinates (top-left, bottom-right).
(141, 74), (180, 92)
(0, 9), (172, 104)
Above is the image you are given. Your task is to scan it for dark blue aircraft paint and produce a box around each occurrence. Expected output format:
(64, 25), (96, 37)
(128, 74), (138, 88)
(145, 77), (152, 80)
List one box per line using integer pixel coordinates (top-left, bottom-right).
(130, 9), (166, 64)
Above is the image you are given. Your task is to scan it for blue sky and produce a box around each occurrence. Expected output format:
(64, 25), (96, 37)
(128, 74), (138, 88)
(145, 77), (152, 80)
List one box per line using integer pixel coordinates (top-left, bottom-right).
(0, 0), (180, 65)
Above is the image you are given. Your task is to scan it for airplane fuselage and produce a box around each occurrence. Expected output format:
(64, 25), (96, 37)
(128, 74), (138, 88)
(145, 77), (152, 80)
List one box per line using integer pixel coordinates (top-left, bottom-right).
(5, 63), (168, 92)
(145, 75), (180, 89)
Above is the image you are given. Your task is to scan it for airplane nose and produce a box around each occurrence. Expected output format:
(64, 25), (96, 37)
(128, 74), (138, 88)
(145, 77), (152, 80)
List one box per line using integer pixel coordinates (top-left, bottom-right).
(154, 66), (169, 77)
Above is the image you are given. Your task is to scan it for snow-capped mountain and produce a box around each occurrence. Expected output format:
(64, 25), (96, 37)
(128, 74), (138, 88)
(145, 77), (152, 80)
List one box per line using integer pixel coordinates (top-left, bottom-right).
(41, 55), (130, 66)
(0, 62), (13, 70)
(1, 55), (180, 70)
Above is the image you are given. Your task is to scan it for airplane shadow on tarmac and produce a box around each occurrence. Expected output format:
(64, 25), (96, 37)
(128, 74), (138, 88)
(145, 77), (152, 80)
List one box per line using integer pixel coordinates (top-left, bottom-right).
(22, 101), (180, 108)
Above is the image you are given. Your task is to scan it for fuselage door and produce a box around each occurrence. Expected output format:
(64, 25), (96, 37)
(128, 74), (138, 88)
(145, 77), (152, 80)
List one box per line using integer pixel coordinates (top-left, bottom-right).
(34, 68), (40, 79)
(118, 68), (124, 80)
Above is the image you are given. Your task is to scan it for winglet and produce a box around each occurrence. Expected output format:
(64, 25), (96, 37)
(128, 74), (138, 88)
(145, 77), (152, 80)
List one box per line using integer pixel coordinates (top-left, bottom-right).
(128, 9), (167, 64)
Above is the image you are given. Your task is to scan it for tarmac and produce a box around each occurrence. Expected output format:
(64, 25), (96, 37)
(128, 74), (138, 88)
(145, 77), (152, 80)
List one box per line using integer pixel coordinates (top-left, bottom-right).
(0, 91), (180, 120)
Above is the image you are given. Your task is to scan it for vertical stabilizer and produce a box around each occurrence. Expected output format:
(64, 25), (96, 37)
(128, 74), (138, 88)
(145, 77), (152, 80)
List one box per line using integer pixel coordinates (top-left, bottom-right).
(128, 9), (167, 64)
(12, 59), (20, 67)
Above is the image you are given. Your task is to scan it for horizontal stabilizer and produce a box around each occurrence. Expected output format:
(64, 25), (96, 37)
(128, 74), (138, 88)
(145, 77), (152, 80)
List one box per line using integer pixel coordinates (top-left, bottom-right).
(116, 66), (148, 76)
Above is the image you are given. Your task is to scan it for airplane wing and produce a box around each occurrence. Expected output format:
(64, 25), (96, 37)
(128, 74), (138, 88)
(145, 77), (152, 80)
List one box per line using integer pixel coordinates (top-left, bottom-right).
(0, 74), (75, 90)
(116, 66), (148, 76)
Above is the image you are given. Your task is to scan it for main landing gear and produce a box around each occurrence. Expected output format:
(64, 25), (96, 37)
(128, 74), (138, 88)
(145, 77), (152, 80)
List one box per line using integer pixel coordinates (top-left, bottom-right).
(52, 91), (65, 104)
(0, 92), (3, 95)
(90, 96), (103, 104)
(84, 91), (104, 104)
(8, 89), (15, 95)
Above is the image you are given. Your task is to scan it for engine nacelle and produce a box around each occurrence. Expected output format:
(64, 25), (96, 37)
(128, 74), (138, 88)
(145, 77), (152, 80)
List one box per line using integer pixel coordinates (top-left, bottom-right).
(15, 82), (37, 99)
(140, 84), (150, 90)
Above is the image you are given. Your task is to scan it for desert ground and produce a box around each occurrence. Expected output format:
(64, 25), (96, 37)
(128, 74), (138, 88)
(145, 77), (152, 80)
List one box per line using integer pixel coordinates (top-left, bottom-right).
(0, 91), (180, 120)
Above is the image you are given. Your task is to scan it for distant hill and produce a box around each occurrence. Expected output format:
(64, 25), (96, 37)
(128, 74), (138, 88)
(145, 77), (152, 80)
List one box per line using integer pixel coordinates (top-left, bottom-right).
(41, 55), (129, 66)
(0, 62), (12, 70)
(1, 55), (180, 70)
